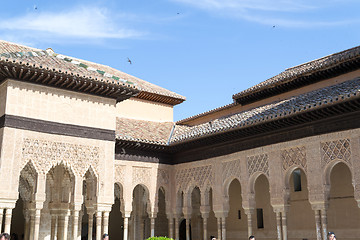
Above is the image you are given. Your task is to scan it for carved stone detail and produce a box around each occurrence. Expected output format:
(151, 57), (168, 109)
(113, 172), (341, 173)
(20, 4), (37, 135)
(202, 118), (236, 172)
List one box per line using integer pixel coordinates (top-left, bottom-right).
(321, 139), (351, 166)
(21, 138), (99, 176)
(282, 146), (307, 171)
(222, 160), (241, 183)
(157, 169), (170, 186)
(114, 164), (125, 184)
(133, 167), (151, 186)
(247, 154), (269, 177)
(175, 165), (213, 191)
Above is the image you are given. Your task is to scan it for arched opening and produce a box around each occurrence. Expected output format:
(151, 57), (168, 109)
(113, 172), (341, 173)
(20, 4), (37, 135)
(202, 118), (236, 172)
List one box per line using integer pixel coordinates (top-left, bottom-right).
(227, 179), (247, 239)
(155, 187), (168, 237)
(286, 168), (315, 239)
(253, 174), (276, 238)
(179, 219), (191, 240)
(207, 189), (217, 239)
(14, 162), (37, 240)
(327, 162), (360, 238)
(45, 164), (75, 240)
(190, 187), (201, 240)
(131, 184), (150, 240)
(81, 168), (98, 240)
(109, 183), (124, 240)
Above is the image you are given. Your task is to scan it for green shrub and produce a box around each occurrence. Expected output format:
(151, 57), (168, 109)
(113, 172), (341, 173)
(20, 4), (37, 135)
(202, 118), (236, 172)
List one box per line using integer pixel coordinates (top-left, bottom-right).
(146, 237), (174, 240)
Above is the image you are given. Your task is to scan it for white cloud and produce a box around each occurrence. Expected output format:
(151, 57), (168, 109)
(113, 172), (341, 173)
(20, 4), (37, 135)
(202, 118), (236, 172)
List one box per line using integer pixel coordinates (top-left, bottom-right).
(171, 0), (359, 27)
(0, 6), (144, 42)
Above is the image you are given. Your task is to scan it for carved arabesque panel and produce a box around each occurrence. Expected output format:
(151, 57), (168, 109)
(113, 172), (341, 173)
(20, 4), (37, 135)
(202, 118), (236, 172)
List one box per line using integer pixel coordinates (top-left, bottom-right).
(282, 146), (307, 171)
(175, 165), (213, 192)
(222, 160), (241, 183)
(321, 139), (351, 166)
(22, 138), (99, 176)
(157, 168), (170, 186)
(114, 164), (125, 184)
(133, 167), (151, 186)
(247, 154), (269, 177)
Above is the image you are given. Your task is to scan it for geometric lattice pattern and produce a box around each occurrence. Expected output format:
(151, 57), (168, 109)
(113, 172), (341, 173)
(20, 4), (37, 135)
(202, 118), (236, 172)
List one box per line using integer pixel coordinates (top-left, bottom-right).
(281, 146), (307, 171)
(133, 167), (151, 186)
(321, 138), (351, 166)
(115, 164), (125, 184)
(247, 154), (269, 177)
(21, 138), (99, 176)
(157, 168), (170, 186)
(222, 160), (241, 183)
(175, 165), (213, 192)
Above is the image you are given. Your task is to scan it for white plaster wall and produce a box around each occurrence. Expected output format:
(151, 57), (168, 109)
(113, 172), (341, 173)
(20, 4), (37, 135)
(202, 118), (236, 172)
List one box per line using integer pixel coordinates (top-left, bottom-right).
(116, 97), (173, 122)
(5, 79), (116, 130)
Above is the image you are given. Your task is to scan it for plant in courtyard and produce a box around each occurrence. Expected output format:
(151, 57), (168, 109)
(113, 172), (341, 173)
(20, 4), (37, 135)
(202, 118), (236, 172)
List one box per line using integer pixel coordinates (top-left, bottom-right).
(146, 237), (174, 240)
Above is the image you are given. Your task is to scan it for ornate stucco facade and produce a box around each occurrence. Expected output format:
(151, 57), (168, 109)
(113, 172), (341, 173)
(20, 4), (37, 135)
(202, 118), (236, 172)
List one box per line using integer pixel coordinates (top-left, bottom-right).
(1, 40), (360, 240)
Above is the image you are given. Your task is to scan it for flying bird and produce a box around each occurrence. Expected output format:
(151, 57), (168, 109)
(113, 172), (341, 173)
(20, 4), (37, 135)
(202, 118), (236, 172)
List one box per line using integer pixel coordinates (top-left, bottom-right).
(34, 5), (38, 10)
(127, 57), (132, 64)
(273, 25), (276, 28)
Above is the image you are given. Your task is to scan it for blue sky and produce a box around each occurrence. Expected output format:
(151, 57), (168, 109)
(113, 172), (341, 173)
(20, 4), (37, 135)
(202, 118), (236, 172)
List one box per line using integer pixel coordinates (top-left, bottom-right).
(1, 0), (360, 121)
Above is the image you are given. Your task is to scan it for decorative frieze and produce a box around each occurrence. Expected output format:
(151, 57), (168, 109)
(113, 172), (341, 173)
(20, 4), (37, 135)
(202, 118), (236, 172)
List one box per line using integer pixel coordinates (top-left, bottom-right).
(21, 138), (99, 176)
(282, 146), (307, 171)
(321, 139), (351, 166)
(114, 164), (125, 184)
(222, 160), (241, 183)
(175, 165), (213, 192)
(157, 169), (170, 186)
(132, 167), (151, 186)
(247, 154), (269, 177)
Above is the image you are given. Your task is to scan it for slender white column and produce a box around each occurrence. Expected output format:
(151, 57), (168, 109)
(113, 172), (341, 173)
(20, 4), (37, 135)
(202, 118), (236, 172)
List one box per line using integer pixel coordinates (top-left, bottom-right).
(275, 212), (282, 240)
(221, 217), (226, 240)
(50, 215), (57, 240)
(203, 217), (208, 240)
(320, 209), (328, 240)
(63, 215), (69, 240)
(282, 211), (288, 240)
(4, 208), (13, 233)
(24, 213), (30, 240)
(175, 217), (180, 240)
(123, 217), (129, 240)
(186, 218), (190, 240)
(245, 209), (253, 238)
(88, 213), (94, 240)
(150, 217), (155, 237)
(168, 217), (174, 239)
(57, 216), (65, 240)
(102, 211), (109, 235)
(33, 209), (42, 240)
(314, 210), (322, 240)
(217, 218), (222, 240)
(96, 211), (102, 240)
(72, 210), (80, 240)
(0, 208), (3, 233)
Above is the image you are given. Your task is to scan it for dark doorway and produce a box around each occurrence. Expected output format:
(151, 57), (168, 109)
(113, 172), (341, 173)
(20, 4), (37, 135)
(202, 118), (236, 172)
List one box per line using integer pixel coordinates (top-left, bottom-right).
(10, 196), (25, 240)
(179, 219), (191, 240)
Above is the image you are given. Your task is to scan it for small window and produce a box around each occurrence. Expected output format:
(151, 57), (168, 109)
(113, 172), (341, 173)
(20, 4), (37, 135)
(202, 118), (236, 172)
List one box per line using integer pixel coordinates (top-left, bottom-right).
(257, 208), (264, 229)
(293, 169), (302, 192)
(238, 210), (241, 219)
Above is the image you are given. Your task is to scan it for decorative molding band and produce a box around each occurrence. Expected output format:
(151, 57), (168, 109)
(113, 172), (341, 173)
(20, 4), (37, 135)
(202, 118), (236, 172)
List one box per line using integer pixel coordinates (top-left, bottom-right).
(0, 114), (115, 141)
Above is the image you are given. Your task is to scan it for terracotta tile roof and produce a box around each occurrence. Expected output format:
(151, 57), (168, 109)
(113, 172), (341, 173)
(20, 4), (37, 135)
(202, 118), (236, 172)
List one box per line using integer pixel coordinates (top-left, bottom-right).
(0, 40), (185, 104)
(116, 118), (174, 145)
(233, 45), (360, 102)
(170, 77), (360, 143)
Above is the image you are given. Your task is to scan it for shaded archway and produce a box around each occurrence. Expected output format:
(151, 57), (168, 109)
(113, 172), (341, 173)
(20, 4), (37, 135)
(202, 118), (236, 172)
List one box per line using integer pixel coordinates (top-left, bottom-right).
(190, 187), (201, 240)
(109, 183), (124, 240)
(131, 184), (151, 240)
(13, 162), (38, 240)
(155, 187), (168, 237)
(81, 167), (98, 240)
(286, 168), (315, 240)
(253, 174), (276, 239)
(327, 162), (360, 239)
(45, 164), (75, 240)
(226, 178), (247, 239)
